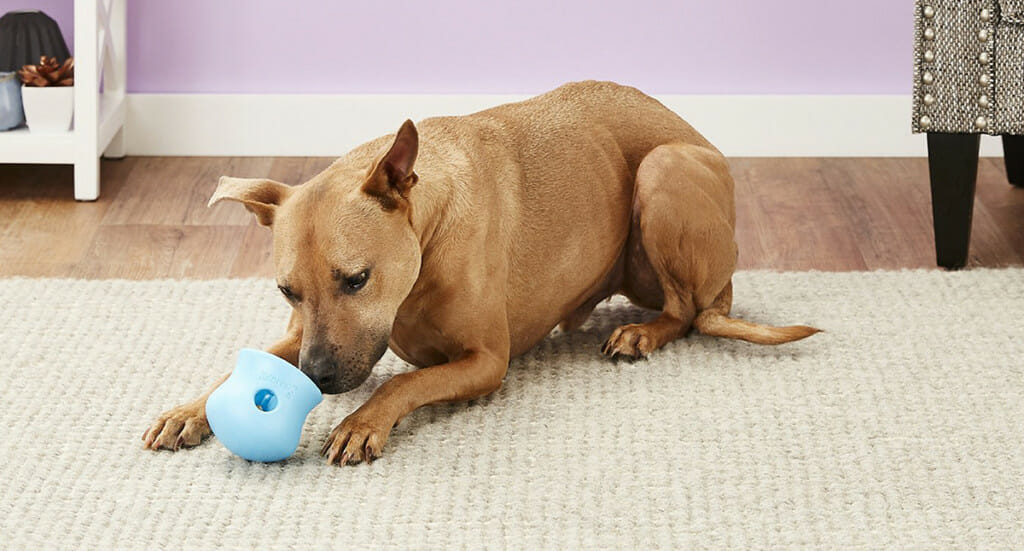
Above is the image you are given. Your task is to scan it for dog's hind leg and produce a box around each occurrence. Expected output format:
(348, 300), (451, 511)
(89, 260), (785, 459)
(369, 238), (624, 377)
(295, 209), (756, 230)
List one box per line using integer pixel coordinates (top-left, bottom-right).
(602, 143), (737, 358)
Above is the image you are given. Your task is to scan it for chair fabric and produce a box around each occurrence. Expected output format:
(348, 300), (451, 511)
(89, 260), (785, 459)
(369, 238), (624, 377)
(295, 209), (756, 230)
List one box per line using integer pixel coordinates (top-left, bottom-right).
(913, 0), (1024, 134)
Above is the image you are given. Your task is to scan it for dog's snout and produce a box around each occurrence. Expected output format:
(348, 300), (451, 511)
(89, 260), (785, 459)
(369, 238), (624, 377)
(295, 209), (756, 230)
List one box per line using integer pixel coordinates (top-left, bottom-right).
(299, 352), (337, 390)
(300, 346), (371, 394)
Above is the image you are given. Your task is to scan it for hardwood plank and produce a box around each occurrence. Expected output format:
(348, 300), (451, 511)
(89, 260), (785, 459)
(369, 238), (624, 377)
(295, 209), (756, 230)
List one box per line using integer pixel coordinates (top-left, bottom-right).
(818, 158), (935, 270)
(100, 157), (203, 226)
(165, 225), (253, 278)
(302, 157), (336, 180)
(266, 156), (334, 185)
(0, 160), (134, 275)
(0, 261), (77, 277)
(979, 204), (1024, 264)
(70, 224), (248, 278)
(731, 158), (772, 271)
(229, 223), (275, 278)
(965, 201), (1023, 268)
(183, 157), (278, 226)
(2, 156), (1022, 279)
(731, 158), (868, 271)
(101, 157), (274, 226)
(975, 157), (1024, 261)
(976, 158), (1024, 208)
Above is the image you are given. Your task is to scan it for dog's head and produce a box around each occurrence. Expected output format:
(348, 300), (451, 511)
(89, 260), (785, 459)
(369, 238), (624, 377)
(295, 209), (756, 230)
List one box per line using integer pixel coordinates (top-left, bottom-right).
(209, 120), (423, 394)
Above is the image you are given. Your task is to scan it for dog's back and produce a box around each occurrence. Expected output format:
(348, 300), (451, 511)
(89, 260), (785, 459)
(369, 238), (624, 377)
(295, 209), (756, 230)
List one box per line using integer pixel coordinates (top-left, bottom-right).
(404, 81), (722, 352)
(475, 80), (715, 162)
(329, 81), (732, 355)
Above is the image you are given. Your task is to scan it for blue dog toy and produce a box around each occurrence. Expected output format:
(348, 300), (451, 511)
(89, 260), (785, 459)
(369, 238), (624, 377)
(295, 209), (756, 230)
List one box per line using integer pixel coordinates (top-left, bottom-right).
(206, 349), (323, 462)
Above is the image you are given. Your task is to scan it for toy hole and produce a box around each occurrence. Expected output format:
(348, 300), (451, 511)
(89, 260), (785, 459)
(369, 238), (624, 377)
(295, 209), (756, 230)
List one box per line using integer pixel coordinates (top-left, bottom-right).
(254, 389), (279, 412)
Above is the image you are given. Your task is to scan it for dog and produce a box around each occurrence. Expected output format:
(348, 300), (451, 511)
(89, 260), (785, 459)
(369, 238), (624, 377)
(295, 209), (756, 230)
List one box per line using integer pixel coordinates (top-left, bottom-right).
(142, 81), (819, 465)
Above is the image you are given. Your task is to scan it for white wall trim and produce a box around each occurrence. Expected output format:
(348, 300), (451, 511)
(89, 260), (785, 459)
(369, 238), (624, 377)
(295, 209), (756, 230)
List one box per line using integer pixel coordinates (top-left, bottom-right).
(124, 94), (1006, 157)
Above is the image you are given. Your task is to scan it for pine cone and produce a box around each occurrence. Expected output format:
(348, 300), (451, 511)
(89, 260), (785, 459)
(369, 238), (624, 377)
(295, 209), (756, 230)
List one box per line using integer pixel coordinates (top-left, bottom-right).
(17, 56), (74, 87)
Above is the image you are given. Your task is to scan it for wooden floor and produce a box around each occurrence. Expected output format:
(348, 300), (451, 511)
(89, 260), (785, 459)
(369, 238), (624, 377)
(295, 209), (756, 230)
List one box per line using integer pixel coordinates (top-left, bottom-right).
(1, 156), (1022, 278)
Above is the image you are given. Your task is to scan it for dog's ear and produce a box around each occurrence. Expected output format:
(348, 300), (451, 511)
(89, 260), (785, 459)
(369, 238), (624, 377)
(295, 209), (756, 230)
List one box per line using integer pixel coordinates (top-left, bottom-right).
(208, 177), (291, 226)
(363, 119), (419, 210)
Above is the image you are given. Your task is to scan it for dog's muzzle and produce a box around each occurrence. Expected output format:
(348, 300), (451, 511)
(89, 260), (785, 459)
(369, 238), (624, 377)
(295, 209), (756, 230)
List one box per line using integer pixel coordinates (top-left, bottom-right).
(299, 341), (368, 393)
(300, 356), (371, 394)
(299, 339), (388, 394)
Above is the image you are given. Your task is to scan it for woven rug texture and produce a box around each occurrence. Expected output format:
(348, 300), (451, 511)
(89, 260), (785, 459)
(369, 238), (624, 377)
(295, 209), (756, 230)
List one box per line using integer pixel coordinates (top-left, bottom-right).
(1, 270), (1023, 548)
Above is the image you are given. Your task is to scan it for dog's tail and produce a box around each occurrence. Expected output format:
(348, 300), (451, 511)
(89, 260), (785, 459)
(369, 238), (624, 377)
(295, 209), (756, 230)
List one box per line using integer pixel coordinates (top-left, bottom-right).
(693, 310), (820, 345)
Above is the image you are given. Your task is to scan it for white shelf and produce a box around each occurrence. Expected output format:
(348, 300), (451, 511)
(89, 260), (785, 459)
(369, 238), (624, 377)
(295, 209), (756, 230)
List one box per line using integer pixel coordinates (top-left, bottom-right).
(0, 127), (75, 164)
(0, 94), (124, 164)
(0, 0), (126, 200)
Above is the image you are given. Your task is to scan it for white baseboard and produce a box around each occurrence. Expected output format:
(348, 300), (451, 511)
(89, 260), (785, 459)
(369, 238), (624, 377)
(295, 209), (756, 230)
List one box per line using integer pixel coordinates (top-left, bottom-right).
(124, 94), (1006, 158)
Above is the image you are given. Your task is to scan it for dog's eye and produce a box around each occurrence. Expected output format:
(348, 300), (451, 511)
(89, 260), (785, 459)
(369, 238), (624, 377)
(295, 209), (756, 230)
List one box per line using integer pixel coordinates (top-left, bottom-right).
(343, 270), (370, 294)
(278, 285), (298, 301)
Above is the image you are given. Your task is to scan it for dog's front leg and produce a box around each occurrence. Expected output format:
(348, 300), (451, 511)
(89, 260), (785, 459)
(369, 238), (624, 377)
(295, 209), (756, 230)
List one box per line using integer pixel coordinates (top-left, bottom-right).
(143, 311), (303, 450)
(321, 349), (508, 465)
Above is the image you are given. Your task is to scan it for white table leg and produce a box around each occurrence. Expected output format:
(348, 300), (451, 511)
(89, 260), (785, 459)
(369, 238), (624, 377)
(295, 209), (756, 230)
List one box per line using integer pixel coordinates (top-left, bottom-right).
(74, 0), (100, 201)
(74, 154), (100, 201)
(104, 126), (126, 159)
(102, 0), (126, 161)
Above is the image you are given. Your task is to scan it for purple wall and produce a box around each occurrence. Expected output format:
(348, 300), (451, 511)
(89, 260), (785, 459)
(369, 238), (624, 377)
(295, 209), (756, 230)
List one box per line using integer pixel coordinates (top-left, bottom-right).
(1, 0), (911, 94)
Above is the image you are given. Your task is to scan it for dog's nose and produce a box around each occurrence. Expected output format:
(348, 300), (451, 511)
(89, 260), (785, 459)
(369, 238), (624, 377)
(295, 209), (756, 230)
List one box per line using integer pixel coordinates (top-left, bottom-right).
(300, 344), (374, 394)
(299, 352), (338, 392)
(308, 371), (337, 393)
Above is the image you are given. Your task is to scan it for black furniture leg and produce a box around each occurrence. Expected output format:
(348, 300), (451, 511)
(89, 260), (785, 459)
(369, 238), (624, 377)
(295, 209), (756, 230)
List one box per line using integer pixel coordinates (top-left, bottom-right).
(927, 132), (980, 270)
(1003, 134), (1024, 187)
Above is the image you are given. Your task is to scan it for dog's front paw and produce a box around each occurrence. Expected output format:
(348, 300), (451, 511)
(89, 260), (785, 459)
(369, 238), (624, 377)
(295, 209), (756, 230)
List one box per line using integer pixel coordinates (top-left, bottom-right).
(602, 323), (656, 359)
(321, 407), (394, 466)
(142, 402), (211, 451)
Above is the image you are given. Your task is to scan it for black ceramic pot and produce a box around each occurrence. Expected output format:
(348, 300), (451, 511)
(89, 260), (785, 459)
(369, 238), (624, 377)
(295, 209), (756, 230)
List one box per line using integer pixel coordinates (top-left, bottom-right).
(0, 10), (71, 72)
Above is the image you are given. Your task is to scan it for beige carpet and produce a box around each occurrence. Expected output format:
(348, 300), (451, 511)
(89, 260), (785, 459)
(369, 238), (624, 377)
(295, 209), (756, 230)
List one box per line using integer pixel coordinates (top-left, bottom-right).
(1, 270), (1023, 548)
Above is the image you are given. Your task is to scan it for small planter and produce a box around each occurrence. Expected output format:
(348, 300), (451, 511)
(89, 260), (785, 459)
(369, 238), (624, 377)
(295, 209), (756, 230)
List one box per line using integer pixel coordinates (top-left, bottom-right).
(0, 71), (24, 130)
(21, 84), (72, 133)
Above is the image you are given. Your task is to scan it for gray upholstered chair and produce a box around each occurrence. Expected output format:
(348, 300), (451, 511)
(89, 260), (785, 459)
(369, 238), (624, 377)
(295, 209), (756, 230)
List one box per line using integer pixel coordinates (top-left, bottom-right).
(913, 0), (1024, 269)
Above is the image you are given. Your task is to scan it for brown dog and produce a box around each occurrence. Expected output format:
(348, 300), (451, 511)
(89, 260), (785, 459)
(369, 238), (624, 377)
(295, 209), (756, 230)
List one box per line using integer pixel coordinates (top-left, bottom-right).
(142, 81), (818, 464)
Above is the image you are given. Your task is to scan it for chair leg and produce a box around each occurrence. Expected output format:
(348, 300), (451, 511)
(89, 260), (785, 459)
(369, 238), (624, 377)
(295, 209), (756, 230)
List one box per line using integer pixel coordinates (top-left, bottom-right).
(927, 132), (980, 270)
(1003, 134), (1024, 187)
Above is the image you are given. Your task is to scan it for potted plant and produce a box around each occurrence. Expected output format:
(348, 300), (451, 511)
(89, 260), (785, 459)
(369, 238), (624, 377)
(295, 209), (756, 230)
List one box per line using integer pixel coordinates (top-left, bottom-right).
(17, 55), (73, 133)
